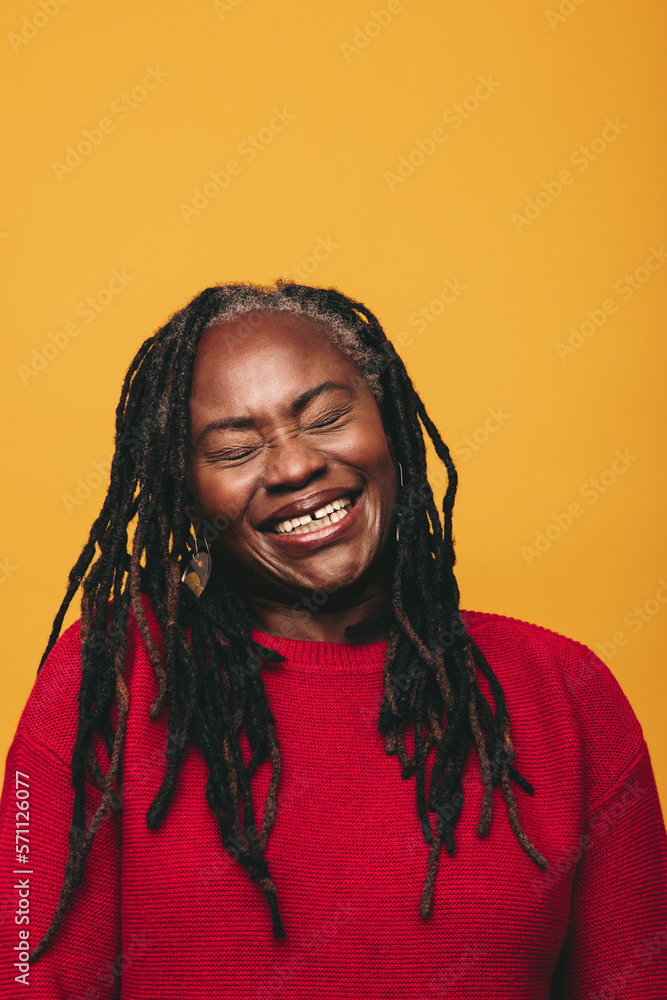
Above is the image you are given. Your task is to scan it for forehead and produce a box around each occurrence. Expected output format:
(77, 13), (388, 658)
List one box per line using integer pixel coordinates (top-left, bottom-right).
(189, 310), (366, 414)
(197, 309), (341, 360)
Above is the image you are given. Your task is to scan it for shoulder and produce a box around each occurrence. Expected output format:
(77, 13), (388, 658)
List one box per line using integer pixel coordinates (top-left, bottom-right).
(11, 617), (85, 769)
(15, 593), (163, 767)
(460, 608), (646, 810)
(461, 607), (600, 664)
(460, 608), (631, 699)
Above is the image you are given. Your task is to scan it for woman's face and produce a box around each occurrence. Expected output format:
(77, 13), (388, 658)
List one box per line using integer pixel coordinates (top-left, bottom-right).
(185, 310), (399, 607)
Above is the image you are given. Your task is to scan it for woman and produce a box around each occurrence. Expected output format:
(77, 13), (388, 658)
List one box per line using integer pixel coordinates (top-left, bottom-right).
(1, 281), (666, 998)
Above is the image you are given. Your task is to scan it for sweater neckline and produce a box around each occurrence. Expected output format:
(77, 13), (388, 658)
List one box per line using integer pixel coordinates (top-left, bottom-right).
(250, 628), (388, 674)
(249, 609), (479, 675)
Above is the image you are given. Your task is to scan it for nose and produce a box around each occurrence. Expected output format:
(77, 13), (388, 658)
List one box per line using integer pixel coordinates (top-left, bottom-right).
(262, 439), (328, 492)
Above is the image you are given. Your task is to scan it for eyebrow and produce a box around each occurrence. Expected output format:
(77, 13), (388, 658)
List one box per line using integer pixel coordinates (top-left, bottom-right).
(193, 380), (355, 449)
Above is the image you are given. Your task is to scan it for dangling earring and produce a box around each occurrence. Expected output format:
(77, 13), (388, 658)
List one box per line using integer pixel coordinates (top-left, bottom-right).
(396, 461), (404, 542)
(181, 534), (212, 597)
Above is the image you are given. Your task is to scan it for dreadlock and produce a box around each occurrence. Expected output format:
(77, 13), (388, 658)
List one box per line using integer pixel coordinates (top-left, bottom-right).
(28, 280), (547, 963)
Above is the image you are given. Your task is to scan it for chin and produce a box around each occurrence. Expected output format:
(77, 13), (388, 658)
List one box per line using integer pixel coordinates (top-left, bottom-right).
(302, 554), (381, 600)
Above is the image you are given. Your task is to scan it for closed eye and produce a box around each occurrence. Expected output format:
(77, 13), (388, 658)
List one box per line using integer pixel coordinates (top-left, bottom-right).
(307, 409), (349, 430)
(208, 447), (258, 462)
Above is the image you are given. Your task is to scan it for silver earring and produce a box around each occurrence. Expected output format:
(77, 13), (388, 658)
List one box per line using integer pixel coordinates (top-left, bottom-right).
(396, 461), (404, 541)
(181, 534), (212, 597)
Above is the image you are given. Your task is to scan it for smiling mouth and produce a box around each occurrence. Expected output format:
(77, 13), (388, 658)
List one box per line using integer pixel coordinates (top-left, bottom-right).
(270, 496), (354, 535)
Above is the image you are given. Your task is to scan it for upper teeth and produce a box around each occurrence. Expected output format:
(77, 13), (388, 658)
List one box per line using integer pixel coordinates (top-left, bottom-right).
(273, 496), (353, 534)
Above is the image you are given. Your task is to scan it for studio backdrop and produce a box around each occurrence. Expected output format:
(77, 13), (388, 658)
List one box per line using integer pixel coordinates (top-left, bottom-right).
(1, 1), (665, 802)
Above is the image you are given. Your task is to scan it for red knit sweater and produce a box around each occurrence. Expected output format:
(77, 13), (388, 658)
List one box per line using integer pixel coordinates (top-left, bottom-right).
(1, 600), (666, 999)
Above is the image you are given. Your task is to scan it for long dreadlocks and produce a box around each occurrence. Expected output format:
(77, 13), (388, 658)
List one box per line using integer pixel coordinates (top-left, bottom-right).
(29, 280), (547, 963)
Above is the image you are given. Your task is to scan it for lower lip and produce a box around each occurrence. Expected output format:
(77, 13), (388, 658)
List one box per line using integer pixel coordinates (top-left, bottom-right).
(262, 495), (362, 552)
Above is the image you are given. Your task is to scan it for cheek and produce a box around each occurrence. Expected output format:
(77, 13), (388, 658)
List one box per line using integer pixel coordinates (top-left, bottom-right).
(337, 424), (396, 497)
(189, 465), (253, 526)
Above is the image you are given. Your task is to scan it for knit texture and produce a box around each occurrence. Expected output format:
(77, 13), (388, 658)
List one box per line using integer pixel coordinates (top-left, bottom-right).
(1, 598), (666, 998)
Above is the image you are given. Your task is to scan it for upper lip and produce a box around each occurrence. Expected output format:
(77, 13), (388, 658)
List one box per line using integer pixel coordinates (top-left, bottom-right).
(256, 487), (360, 530)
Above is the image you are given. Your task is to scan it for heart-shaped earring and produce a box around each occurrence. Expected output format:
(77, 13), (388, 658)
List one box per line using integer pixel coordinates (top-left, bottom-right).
(181, 535), (212, 597)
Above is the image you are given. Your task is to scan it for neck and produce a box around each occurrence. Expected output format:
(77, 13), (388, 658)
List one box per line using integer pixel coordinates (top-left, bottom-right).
(244, 580), (392, 644)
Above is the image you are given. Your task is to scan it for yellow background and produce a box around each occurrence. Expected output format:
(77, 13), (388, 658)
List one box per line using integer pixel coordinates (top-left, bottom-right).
(1, 1), (666, 802)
